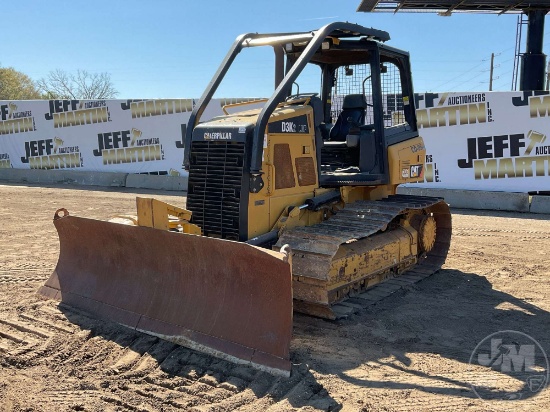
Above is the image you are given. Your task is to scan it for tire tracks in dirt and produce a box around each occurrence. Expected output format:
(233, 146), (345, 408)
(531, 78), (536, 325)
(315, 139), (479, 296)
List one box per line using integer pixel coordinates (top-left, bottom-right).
(2, 185), (550, 411)
(0, 297), (338, 411)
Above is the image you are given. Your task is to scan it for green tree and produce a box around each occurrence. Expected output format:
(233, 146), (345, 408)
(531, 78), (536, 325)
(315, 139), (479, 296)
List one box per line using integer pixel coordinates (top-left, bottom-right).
(37, 69), (118, 99)
(0, 66), (41, 100)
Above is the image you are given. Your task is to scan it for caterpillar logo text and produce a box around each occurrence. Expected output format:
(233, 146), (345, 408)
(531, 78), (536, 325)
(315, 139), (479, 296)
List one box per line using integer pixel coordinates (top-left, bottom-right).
(93, 129), (164, 165)
(20, 138), (82, 169)
(410, 164), (423, 178)
(0, 103), (35, 135)
(121, 99), (194, 119)
(458, 131), (549, 179)
(44, 100), (110, 128)
(204, 132), (232, 140)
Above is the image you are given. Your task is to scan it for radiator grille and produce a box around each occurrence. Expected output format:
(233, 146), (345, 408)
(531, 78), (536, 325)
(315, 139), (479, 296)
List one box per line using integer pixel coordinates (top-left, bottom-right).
(187, 141), (245, 241)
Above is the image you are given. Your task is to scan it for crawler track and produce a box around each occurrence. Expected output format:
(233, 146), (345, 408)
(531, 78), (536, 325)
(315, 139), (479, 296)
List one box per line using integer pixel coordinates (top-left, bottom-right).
(278, 195), (452, 318)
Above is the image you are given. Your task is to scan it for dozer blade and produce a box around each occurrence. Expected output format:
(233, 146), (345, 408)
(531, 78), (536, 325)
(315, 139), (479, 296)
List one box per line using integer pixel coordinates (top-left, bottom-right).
(38, 210), (293, 376)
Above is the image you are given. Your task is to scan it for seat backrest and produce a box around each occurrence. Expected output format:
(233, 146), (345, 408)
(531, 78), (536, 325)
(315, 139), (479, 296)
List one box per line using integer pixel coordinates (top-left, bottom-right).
(329, 94), (367, 141)
(342, 94), (368, 111)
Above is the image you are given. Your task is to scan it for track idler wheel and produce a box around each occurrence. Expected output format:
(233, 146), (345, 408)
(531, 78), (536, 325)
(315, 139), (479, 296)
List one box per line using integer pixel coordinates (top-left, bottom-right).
(411, 214), (437, 253)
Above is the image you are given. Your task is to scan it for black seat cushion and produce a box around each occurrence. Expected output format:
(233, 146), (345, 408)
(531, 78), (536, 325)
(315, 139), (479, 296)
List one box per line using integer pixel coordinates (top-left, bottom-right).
(329, 94), (367, 141)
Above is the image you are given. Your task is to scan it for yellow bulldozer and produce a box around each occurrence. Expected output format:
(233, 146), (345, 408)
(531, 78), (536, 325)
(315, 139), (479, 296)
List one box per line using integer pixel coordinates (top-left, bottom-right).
(39, 22), (451, 377)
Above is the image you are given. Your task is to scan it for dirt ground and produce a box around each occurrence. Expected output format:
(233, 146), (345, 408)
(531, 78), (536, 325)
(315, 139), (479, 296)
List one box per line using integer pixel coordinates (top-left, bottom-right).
(0, 183), (549, 412)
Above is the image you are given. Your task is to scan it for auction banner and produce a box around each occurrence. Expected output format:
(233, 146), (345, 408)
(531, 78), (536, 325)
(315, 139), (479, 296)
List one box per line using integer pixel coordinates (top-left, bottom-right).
(0, 98), (262, 177)
(1, 93), (549, 192)
(410, 91), (550, 192)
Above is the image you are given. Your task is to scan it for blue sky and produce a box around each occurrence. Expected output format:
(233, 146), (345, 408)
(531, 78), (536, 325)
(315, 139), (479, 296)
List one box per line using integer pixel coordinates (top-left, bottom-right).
(2, 1), (548, 98)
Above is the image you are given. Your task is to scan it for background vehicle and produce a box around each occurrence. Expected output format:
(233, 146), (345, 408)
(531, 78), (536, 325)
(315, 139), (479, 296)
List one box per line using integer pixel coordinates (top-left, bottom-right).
(39, 22), (451, 377)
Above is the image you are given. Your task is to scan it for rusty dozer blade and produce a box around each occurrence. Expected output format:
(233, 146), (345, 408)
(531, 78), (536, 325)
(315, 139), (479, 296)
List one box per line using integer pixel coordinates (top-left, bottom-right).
(38, 209), (293, 376)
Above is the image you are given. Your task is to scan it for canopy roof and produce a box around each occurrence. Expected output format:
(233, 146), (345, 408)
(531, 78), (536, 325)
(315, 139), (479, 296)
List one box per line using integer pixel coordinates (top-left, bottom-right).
(357, 1), (550, 14)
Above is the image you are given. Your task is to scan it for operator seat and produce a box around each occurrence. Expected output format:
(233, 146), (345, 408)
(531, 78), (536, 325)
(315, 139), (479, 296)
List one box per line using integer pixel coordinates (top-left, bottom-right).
(329, 94), (367, 141)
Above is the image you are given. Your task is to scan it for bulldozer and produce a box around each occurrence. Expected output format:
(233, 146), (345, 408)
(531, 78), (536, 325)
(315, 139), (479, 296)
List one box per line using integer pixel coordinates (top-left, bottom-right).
(38, 22), (451, 377)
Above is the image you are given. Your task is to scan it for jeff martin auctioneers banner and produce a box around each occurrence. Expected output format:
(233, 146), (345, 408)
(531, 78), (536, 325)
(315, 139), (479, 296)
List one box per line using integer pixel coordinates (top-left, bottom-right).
(0, 98), (262, 177)
(410, 91), (550, 193)
(0, 92), (549, 192)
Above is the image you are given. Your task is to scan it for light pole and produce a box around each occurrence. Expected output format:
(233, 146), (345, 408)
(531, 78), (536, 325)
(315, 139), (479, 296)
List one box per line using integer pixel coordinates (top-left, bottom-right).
(489, 53), (495, 91)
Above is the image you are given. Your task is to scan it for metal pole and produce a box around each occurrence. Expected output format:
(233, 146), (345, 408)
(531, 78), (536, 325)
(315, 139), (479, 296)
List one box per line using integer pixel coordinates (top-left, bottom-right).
(489, 53), (494, 91)
(274, 46), (284, 89)
(520, 9), (547, 91)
